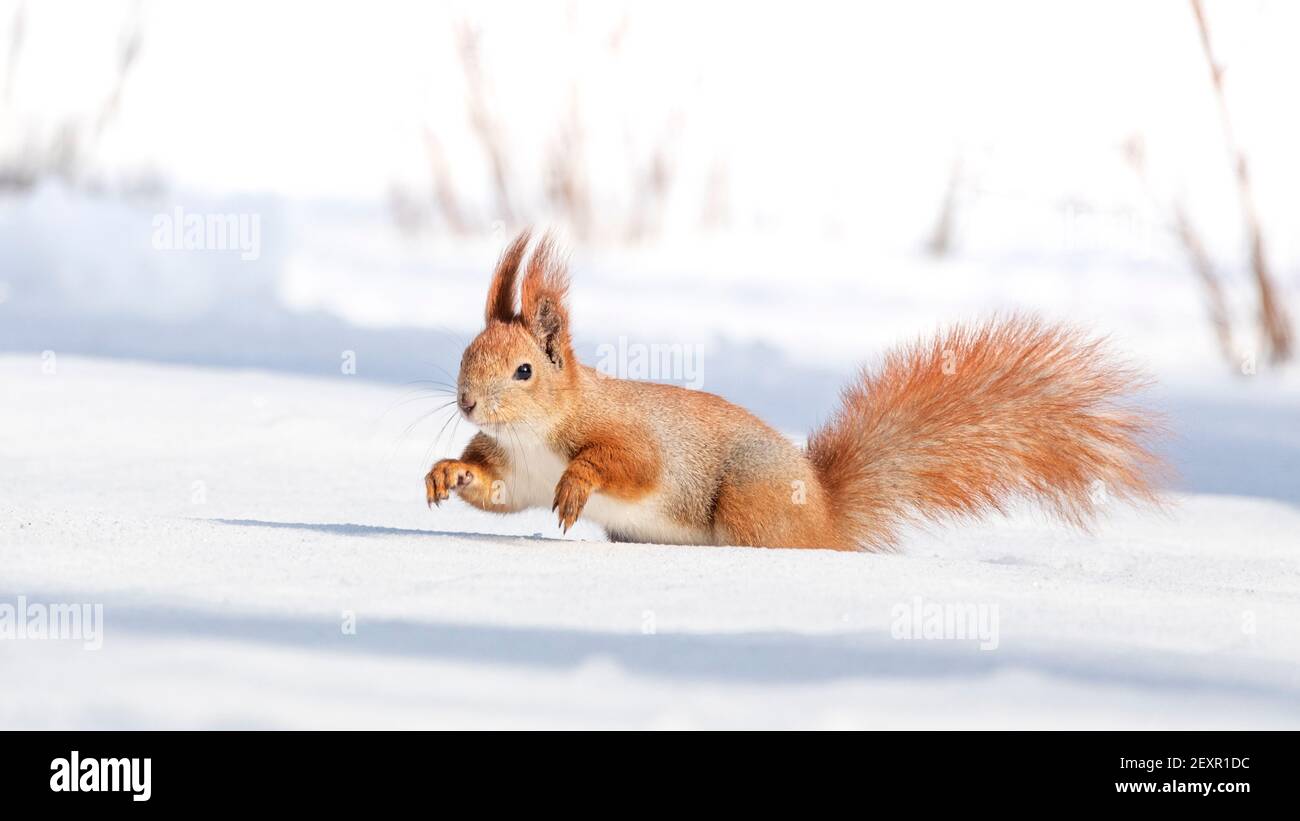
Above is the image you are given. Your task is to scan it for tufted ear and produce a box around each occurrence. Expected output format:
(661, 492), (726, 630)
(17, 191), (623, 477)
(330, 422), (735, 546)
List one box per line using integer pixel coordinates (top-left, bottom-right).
(519, 232), (573, 369)
(484, 229), (532, 324)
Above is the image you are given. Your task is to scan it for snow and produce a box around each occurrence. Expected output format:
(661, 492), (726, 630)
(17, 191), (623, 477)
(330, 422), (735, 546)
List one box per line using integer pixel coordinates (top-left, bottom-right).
(3, 354), (1299, 729)
(3, 1), (1299, 729)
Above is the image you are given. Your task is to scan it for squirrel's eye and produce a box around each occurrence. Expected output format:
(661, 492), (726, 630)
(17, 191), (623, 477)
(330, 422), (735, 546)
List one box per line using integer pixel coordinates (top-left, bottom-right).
(514, 363), (532, 381)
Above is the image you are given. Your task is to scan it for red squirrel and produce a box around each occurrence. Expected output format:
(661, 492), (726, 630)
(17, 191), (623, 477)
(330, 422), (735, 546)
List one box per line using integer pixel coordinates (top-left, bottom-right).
(425, 230), (1163, 550)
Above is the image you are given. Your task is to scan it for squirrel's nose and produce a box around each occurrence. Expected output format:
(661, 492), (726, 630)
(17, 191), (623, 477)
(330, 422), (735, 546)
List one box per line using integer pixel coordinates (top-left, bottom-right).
(458, 391), (477, 414)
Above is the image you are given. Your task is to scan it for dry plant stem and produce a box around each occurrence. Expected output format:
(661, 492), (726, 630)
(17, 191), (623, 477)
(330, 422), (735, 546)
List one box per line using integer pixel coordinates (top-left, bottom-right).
(2, 1), (24, 106)
(0, 1), (142, 191)
(625, 109), (682, 244)
(1125, 136), (1236, 367)
(1173, 203), (1236, 362)
(422, 128), (470, 235)
(455, 20), (515, 227)
(926, 155), (962, 257)
(1189, 0), (1292, 363)
(92, 0), (143, 142)
(543, 88), (592, 240)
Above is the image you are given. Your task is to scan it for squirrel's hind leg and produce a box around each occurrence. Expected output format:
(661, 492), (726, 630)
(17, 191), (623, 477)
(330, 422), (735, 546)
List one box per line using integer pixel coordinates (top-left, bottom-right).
(710, 472), (846, 550)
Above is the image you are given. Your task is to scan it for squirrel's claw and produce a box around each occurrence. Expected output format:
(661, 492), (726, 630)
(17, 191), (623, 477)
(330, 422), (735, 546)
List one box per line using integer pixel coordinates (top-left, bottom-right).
(552, 474), (592, 534)
(426, 460), (475, 508)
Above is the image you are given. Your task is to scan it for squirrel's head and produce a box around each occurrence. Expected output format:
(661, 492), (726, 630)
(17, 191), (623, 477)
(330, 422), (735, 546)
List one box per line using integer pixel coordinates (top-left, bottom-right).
(456, 230), (576, 432)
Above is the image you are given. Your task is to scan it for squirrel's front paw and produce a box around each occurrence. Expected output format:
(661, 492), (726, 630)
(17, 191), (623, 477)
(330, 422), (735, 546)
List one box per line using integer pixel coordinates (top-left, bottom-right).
(552, 473), (593, 534)
(426, 460), (477, 507)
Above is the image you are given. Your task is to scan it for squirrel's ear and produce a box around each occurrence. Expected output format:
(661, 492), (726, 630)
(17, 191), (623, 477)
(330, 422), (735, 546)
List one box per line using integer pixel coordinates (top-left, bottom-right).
(484, 229), (532, 325)
(520, 232), (573, 369)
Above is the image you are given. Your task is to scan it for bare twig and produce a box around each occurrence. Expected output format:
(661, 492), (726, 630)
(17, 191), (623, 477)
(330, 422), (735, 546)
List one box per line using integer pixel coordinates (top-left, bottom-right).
(409, 11), (693, 244)
(3, 0), (24, 106)
(543, 88), (592, 239)
(92, 0), (144, 141)
(1125, 135), (1237, 365)
(1173, 202), (1237, 362)
(1, 1), (145, 192)
(624, 108), (681, 243)
(422, 127), (470, 235)
(1189, 0), (1292, 364)
(926, 155), (962, 257)
(455, 20), (515, 227)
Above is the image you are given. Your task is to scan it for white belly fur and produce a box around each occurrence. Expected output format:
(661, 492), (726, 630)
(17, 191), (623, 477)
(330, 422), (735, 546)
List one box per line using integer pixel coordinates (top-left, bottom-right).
(483, 424), (712, 545)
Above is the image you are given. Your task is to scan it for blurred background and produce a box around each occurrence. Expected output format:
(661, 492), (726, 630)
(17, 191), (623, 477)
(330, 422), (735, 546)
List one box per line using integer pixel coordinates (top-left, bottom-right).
(2, 0), (1297, 500)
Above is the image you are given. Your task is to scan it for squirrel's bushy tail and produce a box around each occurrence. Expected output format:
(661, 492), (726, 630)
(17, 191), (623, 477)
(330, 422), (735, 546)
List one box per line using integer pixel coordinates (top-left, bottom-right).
(806, 317), (1164, 550)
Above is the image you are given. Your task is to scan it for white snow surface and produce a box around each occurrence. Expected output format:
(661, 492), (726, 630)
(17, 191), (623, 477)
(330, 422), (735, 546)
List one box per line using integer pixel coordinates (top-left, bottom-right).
(4, 1), (1300, 730)
(3, 354), (1298, 729)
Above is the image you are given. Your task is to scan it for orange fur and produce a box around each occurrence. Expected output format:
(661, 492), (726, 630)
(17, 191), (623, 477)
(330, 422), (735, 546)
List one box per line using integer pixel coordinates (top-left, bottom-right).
(484, 230), (531, 324)
(805, 317), (1165, 549)
(427, 231), (1165, 550)
(519, 233), (575, 370)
